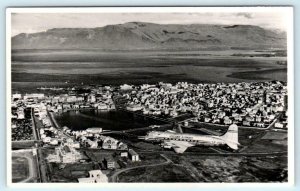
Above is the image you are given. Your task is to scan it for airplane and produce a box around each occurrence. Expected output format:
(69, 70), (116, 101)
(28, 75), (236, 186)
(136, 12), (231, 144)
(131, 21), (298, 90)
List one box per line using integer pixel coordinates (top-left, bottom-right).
(139, 124), (240, 153)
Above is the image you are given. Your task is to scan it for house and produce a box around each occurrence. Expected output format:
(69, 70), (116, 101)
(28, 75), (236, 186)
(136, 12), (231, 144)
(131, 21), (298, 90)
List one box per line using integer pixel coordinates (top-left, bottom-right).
(275, 122), (284, 128)
(86, 139), (98, 148)
(128, 149), (139, 162)
(120, 152), (128, 158)
(88, 170), (108, 182)
(212, 119), (220, 124)
(223, 117), (232, 125)
(43, 136), (51, 143)
(204, 117), (211, 123)
(117, 142), (128, 150)
(17, 108), (25, 119)
(73, 104), (80, 109)
(243, 121), (251, 126)
(103, 158), (115, 169)
(256, 122), (265, 128)
(101, 136), (119, 150)
(49, 139), (59, 145)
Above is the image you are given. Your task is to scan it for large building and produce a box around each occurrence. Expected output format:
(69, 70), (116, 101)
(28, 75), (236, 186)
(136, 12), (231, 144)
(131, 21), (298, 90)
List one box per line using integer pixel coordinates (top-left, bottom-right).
(78, 170), (108, 183)
(86, 127), (102, 134)
(126, 104), (143, 112)
(46, 142), (82, 163)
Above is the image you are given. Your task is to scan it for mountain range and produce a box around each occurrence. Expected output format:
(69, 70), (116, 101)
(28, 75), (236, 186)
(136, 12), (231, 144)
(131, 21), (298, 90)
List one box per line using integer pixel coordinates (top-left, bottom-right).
(12, 22), (286, 50)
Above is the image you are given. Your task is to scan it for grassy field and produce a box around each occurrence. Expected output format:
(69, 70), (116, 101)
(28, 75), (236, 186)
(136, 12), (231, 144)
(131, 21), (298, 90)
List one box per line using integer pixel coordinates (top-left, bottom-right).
(118, 164), (196, 182)
(48, 162), (97, 183)
(12, 156), (30, 183)
(12, 149), (40, 183)
(166, 154), (287, 182)
(12, 141), (36, 150)
(244, 139), (287, 153)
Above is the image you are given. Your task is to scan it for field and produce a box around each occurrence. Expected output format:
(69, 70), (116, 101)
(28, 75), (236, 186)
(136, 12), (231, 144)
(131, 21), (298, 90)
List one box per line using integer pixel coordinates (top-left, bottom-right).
(117, 164), (196, 182)
(47, 162), (97, 182)
(12, 149), (39, 183)
(244, 139), (287, 153)
(116, 154), (287, 183)
(164, 154), (287, 182)
(86, 150), (166, 169)
(12, 141), (36, 150)
(12, 156), (30, 183)
(189, 156), (287, 182)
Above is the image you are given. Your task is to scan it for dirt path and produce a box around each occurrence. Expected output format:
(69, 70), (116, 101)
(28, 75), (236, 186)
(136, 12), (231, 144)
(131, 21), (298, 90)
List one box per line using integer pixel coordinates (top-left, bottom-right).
(110, 154), (172, 182)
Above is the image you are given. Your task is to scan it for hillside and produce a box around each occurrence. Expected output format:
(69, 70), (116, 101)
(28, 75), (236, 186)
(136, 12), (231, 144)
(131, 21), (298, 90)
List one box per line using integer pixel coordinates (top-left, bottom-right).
(12, 22), (286, 50)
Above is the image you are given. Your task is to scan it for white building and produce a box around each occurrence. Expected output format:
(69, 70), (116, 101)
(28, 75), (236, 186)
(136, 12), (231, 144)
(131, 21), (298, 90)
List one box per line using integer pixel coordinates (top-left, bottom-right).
(24, 93), (45, 100)
(126, 104), (143, 112)
(47, 143), (82, 163)
(275, 122), (284, 128)
(78, 170), (108, 183)
(86, 128), (102, 134)
(12, 94), (22, 100)
(120, 152), (128, 158)
(97, 103), (108, 110)
(128, 149), (139, 162)
(120, 84), (133, 90)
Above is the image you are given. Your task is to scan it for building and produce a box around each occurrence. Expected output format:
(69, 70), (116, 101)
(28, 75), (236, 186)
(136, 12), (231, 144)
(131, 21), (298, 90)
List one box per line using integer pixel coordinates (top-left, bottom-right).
(97, 103), (108, 110)
(77, 177), (97, 183)
(47, 155), (61, 163)
(78, 170), (108, 183)
(126, 104), (143, 111)
(86, 139), (98, 148)
(103, 158), (115, 169)
(60, 145), (78, 163)
(128, 149), (139, 162)
(46, 143), (82, 163)
(49, 139), (59, 145)
(102, 137), (118, 150)
(86, 128), (102, 134)
(17, 108), (25, 119)
(24, 93), (45, 100)
(120, 84), (133, 90)
(12, 93), (22, 101)
(120, 152), (128, 158)
(275, 122), (284, 128)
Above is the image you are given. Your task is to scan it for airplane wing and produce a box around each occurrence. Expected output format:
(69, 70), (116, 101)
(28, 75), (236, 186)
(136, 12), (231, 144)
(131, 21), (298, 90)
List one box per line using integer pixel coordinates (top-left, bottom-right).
(162, 140), (195, 153)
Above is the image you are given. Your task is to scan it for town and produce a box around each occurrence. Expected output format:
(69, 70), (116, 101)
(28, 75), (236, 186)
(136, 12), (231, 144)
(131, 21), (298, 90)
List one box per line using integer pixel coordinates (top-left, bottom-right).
(11, 81), (288, 183)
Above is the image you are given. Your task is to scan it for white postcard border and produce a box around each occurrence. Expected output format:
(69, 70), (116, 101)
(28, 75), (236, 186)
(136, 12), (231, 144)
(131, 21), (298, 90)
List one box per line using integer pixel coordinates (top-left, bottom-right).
(6, 6), (294, 188)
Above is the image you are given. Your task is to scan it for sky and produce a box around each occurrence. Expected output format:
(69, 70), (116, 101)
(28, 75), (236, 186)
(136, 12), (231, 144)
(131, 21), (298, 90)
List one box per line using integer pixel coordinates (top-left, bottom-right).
(10, 9), (290, 36)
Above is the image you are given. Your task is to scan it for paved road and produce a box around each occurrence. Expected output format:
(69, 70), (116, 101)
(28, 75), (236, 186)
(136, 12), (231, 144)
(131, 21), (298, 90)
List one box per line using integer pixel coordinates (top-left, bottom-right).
(31, 114), (48, 182)
(110, 154), (172, 182)
(31, 108), (39, 140)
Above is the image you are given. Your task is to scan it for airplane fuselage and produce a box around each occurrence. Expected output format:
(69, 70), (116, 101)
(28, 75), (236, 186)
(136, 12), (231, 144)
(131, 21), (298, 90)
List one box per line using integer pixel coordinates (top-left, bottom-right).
(145, 131), (226, 147)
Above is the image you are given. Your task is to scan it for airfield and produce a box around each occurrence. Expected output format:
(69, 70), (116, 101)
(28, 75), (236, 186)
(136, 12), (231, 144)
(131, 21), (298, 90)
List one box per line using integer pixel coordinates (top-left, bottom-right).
(33, 120), (287, 183)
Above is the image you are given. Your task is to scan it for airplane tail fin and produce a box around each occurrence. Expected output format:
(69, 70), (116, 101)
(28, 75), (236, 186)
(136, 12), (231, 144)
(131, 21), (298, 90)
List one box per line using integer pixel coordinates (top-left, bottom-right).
(221, 124), (239, 150)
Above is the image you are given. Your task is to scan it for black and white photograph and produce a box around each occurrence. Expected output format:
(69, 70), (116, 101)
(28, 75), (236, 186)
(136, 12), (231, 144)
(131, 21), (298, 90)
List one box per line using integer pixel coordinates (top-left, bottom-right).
(7, 7), (293, 185)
